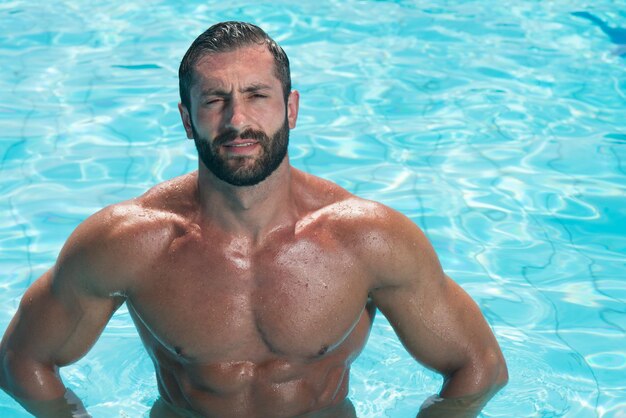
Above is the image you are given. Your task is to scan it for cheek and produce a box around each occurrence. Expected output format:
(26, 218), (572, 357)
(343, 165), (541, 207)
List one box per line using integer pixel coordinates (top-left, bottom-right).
(262, 101), (288, 130)
(192, 110), (219, 135)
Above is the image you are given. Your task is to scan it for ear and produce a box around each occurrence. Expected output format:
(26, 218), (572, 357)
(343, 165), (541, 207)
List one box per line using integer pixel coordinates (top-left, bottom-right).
(287, 90), (300, 129)
(178, 102), (194, 139)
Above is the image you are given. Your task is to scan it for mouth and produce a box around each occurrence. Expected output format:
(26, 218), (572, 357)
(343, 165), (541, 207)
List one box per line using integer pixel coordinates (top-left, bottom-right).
(225, 141), (258, 147)
(222, 139), (260, 155)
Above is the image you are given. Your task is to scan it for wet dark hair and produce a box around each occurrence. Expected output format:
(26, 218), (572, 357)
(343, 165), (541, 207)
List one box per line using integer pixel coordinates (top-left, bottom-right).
(178, 21), (291, 111)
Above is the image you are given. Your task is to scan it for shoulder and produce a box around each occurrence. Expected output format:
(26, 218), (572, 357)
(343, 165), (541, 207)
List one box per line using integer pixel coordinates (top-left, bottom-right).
(330, 198), (443, 291)
(294, 174), (442, 289)
(54, 173), (199, 296)
(293, 170), (417, 241)
(71, 173), (198, 255)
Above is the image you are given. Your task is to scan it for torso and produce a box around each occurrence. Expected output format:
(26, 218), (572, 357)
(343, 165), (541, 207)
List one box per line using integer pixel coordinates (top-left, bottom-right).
(117, 170), (377, 418)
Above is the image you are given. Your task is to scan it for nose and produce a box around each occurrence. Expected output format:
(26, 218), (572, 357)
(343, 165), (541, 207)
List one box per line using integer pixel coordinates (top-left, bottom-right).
(224, 97), (247, 131)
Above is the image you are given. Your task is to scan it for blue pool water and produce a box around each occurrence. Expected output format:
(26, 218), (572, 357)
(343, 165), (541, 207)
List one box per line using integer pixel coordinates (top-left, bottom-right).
(1, 1), (625, 417)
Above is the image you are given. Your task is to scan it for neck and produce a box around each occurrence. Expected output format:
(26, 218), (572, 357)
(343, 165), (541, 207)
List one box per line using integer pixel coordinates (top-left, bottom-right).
(196, 157), (297, 240)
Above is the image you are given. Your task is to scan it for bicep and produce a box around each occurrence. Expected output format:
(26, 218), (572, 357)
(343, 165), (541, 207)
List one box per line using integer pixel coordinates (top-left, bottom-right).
(365, 213), (500, 377)
(3, 268), (123, 368)
(360, 207), (506, 396)
(372, 272), (494, 375)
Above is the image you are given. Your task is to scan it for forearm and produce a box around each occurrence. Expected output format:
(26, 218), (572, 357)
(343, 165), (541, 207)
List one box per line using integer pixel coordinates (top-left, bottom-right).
(11, 389), (91, 418)
(1, 355), (90, 417)
(416, 391), (489, 418)
(417, 359), (508, 418)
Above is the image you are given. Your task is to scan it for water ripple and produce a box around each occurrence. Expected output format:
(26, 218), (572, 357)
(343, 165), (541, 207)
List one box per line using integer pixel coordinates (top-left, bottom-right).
(1, 1), (625, 417)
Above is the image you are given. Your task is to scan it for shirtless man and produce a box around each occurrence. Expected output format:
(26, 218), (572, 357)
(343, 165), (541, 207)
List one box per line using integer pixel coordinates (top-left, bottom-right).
(0, 22), (508, 418)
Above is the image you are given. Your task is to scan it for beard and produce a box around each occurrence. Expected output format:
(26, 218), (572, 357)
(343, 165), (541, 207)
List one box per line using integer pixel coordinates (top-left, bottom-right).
(192, 118), (289, 187)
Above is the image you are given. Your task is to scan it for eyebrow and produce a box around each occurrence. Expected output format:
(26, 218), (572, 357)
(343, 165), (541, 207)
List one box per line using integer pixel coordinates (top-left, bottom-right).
(199, 83), (272, 98)
(241, 83), (272, 93)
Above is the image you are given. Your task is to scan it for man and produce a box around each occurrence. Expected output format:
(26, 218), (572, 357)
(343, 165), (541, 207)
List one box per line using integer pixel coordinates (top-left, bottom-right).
(0, 22), (507, 417)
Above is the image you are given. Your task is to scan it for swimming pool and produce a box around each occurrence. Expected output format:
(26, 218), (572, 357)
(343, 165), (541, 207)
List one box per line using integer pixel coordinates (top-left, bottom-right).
(1, 0), (625, 416)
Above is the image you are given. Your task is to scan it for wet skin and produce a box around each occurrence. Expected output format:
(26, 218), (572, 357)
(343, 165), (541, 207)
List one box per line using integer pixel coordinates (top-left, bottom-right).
(125, 173), (377, 416)
(0, 45), (507, 417)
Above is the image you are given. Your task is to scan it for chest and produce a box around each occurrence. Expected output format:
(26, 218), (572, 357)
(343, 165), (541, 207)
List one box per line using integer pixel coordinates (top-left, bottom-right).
(127, 232), (372, 361)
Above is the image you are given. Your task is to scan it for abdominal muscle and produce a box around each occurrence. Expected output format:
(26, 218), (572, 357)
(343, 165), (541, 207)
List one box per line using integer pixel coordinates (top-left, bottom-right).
(152, 353), (352, 418)
(133, 302), (374, 418)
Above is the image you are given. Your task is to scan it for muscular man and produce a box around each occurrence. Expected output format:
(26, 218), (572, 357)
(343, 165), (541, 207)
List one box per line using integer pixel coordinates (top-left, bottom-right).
(0, 22), (507, 418)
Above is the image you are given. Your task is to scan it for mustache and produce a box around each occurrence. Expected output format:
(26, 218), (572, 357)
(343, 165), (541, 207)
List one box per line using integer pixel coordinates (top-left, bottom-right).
(214, 128), (269, 146)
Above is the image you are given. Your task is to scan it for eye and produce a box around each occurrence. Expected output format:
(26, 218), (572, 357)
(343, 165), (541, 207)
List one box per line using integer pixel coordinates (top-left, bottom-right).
(251, 93), (267, 99)
(204, 98), (224, 107)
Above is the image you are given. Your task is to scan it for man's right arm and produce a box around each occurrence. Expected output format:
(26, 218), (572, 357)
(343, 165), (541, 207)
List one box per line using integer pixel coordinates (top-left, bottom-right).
(0, 208), (129, 417)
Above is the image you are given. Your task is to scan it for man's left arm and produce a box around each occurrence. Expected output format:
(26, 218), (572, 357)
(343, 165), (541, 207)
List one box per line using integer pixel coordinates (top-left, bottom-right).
(366, 208), (508, 417)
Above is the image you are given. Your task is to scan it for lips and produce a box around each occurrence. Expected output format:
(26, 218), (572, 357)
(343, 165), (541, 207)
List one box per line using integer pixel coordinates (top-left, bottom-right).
(221, 139), (260, 155)
(224, 140), (259, 148)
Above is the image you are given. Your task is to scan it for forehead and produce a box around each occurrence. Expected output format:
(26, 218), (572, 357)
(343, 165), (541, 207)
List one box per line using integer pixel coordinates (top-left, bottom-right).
(191, 46), (279, 91)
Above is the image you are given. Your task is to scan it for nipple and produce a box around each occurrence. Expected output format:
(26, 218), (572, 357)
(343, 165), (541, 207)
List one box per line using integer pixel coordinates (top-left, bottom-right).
(318, 345), (329, 356)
